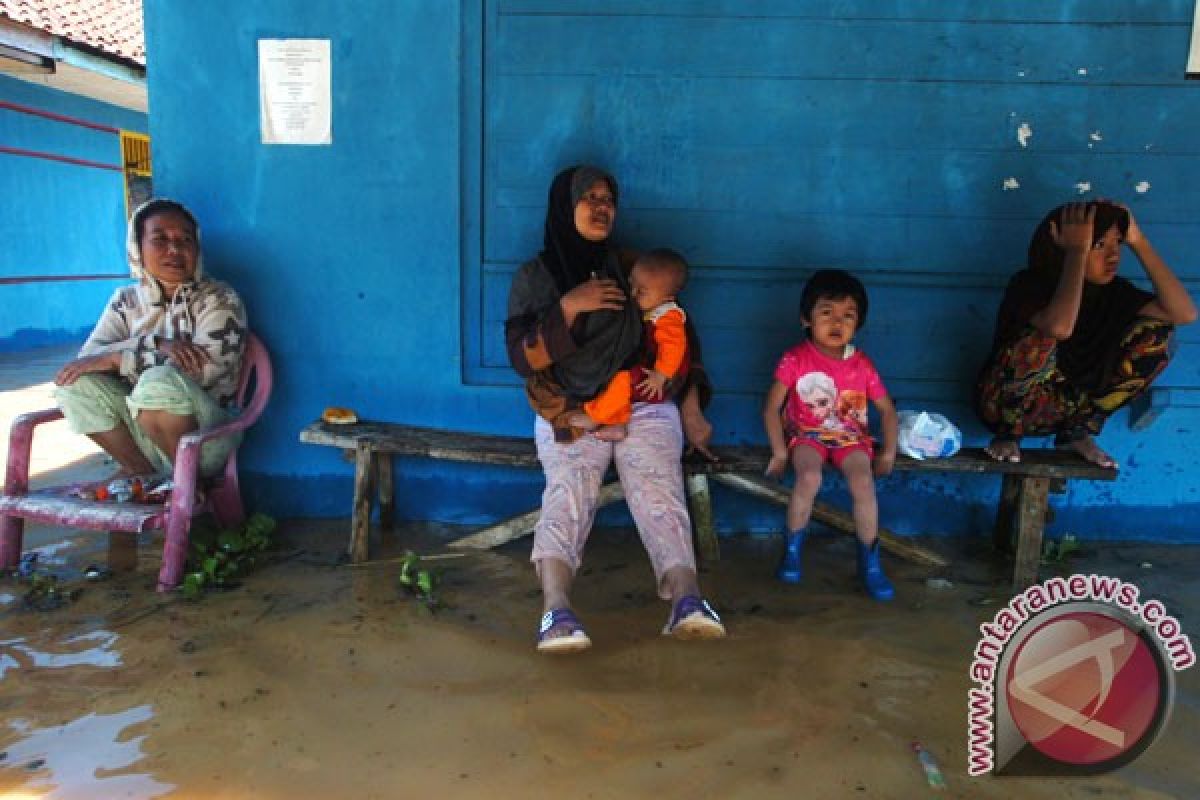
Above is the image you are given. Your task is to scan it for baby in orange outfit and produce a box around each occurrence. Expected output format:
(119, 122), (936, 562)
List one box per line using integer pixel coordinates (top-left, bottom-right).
(568, 249), (689, 441)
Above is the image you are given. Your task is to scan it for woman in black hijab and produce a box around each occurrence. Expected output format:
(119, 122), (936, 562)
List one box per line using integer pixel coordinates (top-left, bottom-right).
(506, 165), (725, 654)
(975, 200), (1195, 467)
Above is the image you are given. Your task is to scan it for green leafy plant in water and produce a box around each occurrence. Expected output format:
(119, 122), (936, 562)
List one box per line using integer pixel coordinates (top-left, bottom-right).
(182, 513), (276, 599)
(1041, 532), (1080, 566)
(397, 551), (440, 611)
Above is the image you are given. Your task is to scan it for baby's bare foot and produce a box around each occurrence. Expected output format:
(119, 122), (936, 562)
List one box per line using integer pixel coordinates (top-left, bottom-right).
(985, 437), (1021, 463)
(565, 412), (598, 432)
(1057, 434), (1118, 469)
(593, 424), (628, 442)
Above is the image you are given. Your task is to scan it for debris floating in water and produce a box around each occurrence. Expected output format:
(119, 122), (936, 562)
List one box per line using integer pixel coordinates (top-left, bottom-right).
(912, 741), (946, 790)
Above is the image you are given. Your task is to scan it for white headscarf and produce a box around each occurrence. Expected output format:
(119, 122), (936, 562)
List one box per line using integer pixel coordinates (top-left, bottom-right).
(125, 198), (206, 283)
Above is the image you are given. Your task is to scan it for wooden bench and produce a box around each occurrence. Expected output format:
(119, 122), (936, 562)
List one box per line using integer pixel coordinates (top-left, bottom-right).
(299, 420), (1116, 590)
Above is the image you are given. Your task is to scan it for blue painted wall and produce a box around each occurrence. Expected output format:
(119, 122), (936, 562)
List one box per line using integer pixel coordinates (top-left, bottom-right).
(139, 0), (1199, 540)
(0, 74), (147, 350)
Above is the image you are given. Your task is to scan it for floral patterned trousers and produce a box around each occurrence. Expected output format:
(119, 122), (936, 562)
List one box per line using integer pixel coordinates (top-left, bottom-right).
(975, 317), (1173, 442)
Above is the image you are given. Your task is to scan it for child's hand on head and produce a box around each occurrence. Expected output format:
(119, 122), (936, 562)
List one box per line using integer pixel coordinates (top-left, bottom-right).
(637, 369), (668, 400)
(765, 451), (789, 479)
(1049, 202), (1096, 253)
(1116, 201), (1143, 246)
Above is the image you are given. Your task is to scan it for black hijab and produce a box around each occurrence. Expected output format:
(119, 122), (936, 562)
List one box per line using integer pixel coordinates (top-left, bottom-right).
(993, 201), (1153, 389)
(511, 165), (643, 401)
(541, 165), (620, 293)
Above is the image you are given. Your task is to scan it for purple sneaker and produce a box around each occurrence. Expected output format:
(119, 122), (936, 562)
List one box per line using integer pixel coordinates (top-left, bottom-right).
(536, 608), (592, 654)
(662, 595), (726, 639)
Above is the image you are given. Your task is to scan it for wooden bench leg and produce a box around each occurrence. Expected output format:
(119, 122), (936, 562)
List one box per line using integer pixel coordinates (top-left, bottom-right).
(685, 473), (719, 565)
(376, 452), (395, 530)
(993, 474), (1021, 554)
(1012, 477), (1049, 591)
(350, 441), (374, 563)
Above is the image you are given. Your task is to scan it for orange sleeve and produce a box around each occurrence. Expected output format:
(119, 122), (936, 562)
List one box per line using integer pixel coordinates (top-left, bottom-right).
(653, 309), (688, 378)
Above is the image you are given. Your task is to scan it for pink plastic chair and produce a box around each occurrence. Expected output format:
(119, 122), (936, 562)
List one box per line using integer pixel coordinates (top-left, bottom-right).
(0, 332), (273, 591)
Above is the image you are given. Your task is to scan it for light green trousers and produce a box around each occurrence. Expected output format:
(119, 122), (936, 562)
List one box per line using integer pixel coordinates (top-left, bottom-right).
(55, 365), (240, 478)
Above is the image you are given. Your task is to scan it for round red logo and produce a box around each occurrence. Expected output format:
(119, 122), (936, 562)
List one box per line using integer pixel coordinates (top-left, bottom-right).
(1005, 610), (1163, 767)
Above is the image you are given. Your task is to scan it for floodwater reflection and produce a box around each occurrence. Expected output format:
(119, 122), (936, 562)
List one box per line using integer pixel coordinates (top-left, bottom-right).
(0, 520), (1196, 799)
(1, 705), (172, 799)
(0, 630), (121, 679)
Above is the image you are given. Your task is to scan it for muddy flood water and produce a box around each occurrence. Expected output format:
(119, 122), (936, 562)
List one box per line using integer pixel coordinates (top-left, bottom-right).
(1, 518), (1197, 800)
(1, 347), (1198, 798)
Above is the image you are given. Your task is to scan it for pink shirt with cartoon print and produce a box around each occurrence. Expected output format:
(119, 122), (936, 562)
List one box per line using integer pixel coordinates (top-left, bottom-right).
(773, 339), (888, 446)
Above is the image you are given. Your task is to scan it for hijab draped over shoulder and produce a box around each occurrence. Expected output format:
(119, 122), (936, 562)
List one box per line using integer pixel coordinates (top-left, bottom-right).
(989, 201), (1154, 390)
(506, 165), (643, 402)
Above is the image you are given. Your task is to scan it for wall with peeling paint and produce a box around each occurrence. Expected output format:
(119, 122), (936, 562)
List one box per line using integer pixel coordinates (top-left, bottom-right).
(139, 0), (1200, 541)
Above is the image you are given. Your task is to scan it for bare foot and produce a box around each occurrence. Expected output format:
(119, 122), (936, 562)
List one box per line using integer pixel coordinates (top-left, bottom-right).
(1057, 434), (1118, 469)
(593, 424), (627, 442)
(985, 436), (1021, 463)
(565, 412), (598, 432)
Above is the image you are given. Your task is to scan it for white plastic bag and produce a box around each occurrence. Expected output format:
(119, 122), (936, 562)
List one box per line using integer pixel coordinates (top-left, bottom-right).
(896, 411), (962, 459)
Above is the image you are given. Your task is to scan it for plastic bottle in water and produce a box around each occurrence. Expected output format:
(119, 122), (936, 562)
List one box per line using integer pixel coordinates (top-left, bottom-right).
(911, 741), (946, 790)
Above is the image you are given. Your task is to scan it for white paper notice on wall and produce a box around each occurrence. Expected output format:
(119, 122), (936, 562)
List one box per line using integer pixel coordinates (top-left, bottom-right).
(1189, 0), (1200, 78)
(259, 39), (332, 144)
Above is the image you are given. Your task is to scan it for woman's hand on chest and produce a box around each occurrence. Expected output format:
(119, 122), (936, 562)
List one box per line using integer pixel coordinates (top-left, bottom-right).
(157, 338), (211, 377)
(560, 277), (626, 325)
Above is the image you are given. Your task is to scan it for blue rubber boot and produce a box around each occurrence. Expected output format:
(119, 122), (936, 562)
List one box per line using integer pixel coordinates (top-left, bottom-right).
(776, 530), (805, 584)
(856, 539), (895, 601)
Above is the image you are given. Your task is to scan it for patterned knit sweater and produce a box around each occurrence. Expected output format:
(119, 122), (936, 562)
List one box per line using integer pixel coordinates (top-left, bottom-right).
(79, 277), (247, 407)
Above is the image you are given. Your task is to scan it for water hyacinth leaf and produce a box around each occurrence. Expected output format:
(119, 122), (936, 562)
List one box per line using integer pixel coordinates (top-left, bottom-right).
(183, 573), (205, 600)
(182, 514), (277, 598)
(416, 570), (434, 596)
(397, 552), (419, 587)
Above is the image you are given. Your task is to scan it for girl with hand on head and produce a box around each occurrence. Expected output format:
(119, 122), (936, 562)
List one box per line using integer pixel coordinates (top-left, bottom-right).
(976, 200), (1195, 468)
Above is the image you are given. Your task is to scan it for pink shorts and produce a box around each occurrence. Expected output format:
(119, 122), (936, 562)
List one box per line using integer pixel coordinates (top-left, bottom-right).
(791, 437), (873, 469)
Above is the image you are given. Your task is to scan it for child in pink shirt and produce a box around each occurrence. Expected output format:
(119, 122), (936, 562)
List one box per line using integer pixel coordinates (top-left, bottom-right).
(762, 269), (898, 600)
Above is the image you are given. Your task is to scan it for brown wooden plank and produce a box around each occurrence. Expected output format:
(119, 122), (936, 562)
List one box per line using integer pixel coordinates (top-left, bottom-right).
(300, 421), (1113, 571)
(350, 441), (373, 563)
(711, 473), (948, 568)
(300, 421), (1117, 481)
(686, 473), (719, 564)
(1012, 477), (1050, 590)
(693, 445), (1116, 480)
(300, 421), (538, 467)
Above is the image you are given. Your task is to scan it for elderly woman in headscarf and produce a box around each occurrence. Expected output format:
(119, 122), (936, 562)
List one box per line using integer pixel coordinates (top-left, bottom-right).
(975, 200), (1196, 467)
(506, 165), (725, 654)
(54, 199), (248, 479)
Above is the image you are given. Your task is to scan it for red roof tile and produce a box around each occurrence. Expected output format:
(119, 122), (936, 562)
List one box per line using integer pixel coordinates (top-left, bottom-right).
(0, 0), (144, 65)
